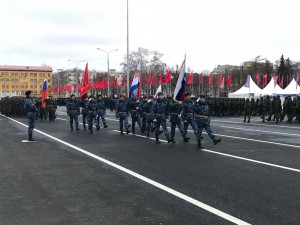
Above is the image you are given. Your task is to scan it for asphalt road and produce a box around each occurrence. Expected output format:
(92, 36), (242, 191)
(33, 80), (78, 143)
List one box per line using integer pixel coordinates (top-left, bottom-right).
(0, 107), (299, 225)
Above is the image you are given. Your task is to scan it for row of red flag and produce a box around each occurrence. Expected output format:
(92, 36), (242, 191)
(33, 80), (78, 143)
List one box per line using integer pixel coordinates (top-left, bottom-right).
(255, 74), (294, 87)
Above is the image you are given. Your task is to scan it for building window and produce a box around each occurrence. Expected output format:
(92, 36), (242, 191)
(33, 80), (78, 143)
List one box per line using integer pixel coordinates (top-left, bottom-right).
(1, 72), (4, 76)
(15, 85), (18, 88)
(48, 79), (50, 83)
(30, 85), (33, 88)
(1, 85), (4, 88)
(6, 85), (9, 88)
(34, 79), (37, 82)
(39, 73), (42, 77)
(12, 85), (15, 88)
(30, 73), (34, 77)
(40, 85), (43, 89)
(34, 85), (37, 88)
(34, 73), (37, 77)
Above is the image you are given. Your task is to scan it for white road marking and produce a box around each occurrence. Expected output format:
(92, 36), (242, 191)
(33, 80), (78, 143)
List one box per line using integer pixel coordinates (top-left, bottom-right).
(212, 119), (300, 130)
(112, 130), (168, 143)
(56, 118), (68, 121)
(219, 125), (300, 137)
(21, 140), (37, 143)
(0, 114), (250, 225)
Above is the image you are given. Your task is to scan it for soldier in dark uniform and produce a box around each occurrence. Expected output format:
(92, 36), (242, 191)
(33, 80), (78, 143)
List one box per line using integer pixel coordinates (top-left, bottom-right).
(140, 96), (148, 134)
(243, 98), (252, 123)
(24, 91), (38, 141)
(95, 94), (108, 131)
(169, 99), (190, 143)
(152, 92), (171, 144)
(128, 95), (143, 134)
(116, 95), (130, 135)
(182, 93), (198, 140)
(287, 96), (294, 122)
(281, 96), (289, 121)
(143, 96), (155, 137)
(192, 94), (222, 149)
(86, 95), (98, 133)
(67, 94), (80, 131)
(81, 98), (88, 131)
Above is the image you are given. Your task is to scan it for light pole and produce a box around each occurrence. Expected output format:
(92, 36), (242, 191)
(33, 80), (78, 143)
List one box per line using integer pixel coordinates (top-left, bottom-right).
(96, 48), (118, 97)
(68, 59), (86, 95)
(127, 0), (129, 97)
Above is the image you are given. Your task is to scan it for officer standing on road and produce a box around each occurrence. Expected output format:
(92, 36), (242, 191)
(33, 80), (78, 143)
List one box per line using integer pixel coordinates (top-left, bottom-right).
(193, 94), (222, 149)
(152, 92), (171, 144)
(67, 94), (80, 131)
(243, 98), (252, 123)
(24, 90), (38, 141)
(182, 93), (198, 140)
(116, 95), (130, 135)
(95, 94), (108, 130)
(86, 95), (98, 133)
(44, 95), (56, 122)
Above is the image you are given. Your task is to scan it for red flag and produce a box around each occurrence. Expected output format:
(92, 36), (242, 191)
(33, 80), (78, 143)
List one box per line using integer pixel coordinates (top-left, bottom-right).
(147, 74), (152, 85)
(187, 71), (193, 84)
(121, 77), (125, 87)
(218, 73), (223, 86)
(226, 73), (232, 85)
(165, 70), (171, 83)
(263, 74), (268, 85)
(273, 75), (279, 86)
(113, 78), (118, 88)
(288, 75), (292, 83)
(280, 76), (284, 87)
(199, 73), (203, 85)
(53, 87), (58, 93)
(41, 79), (48, 107)
(255, 74), (261, 85)
(159, 73), (163, 85)
(209, 73), (213, 85)
(152, 73), (157, 84)
(80, 63), (90, 100)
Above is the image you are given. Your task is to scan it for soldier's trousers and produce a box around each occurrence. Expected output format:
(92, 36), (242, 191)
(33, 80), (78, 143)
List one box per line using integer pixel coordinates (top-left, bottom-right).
(146, 116), (155, 134)
(183, 117), (198, 137)
(96, 111), (107, 127)
(88, 112), (96, 130)
(39, 110), (47, 121)
(170, 119), (185, 139)
(155, 116), (170, 139)
(195, 119), (215, 144)
(48, 109), (55, 121)
(118, 114), (129, 130)
(243, 113), (251, 122)
(131, 112), (142, 132)
(69, 113), (79, 128)
(82, 113), (87, 129)
(27, 112), (36, 136)
(141, 114), (147, 132)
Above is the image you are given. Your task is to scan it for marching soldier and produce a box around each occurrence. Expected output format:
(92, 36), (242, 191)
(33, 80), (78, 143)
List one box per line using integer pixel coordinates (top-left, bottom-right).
(169, 99), (190, 143)
(81, 98), (88, 131)
(67, 94), (80, 131)
(116, 95), (130, 135)
(152, 92), (171, 144)
(193, 94), (222, 149)
(95, 94), (108, 131)
(128, 95), (143, 134)
(182, 93), (198, 141)
(44, 95), (56, 122)
(86, 95), (98, 133)
(140, 96), (149, 134)
(243, 98), (252, 123)
(24, 90), (38, 141)
(143, 96), (156, 137)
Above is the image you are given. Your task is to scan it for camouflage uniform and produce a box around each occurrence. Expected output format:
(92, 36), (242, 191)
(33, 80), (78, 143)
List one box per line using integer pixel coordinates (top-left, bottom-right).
(143, 100), (155, 137)
(44, 97), (56, 121)
(243, 99), (252, 123)
(182, 99), (198, 138)
(128, 98), (143, 134)
(116, 98), (130, 135)
(87, 98), (98, 133)
(95, 97), (108, 130)
(24, 96), (38, 140)
(81, 99), (88, 130)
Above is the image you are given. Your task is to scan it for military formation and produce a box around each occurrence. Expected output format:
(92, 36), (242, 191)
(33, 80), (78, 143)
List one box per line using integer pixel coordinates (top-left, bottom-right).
(1, 92), (300, 145)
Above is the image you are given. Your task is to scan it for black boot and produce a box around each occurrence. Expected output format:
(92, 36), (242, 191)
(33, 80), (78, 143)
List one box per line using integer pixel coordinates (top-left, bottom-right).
(155, 136), (161, 144)
(197, 143), (204, 149)
(183, 136), (190, 142)
(213, 137), (222, 145)
(170, 138), (176, 143)
(76, 125), (80, 131)
(132, 127), (135, 134)
(247, 120), (250, 123)
(126, 127), (130, 134)
(70, 125), (73, 131)
(84, 125), (86, 131)
(28, 134), (36, 142)
(97, 125), (100, 131)
(120, 126), (124, 135)
(146, 132), (150, 137)
(104, 124), (108, 128)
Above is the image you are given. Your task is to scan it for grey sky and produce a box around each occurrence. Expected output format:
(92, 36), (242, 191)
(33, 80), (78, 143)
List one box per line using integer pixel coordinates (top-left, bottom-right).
(0, 0), (299, 73)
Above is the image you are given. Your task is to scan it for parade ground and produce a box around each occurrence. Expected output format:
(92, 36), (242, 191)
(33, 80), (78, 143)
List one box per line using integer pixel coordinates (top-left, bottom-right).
(0, 107), (299, 225)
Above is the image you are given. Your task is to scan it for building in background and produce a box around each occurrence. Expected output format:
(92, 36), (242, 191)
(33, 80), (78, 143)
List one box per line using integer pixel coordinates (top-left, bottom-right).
(0, 65), (52, 97)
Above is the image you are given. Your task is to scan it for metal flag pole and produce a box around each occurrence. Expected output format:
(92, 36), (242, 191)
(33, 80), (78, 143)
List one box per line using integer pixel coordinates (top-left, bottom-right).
(126, 0), (130, 97)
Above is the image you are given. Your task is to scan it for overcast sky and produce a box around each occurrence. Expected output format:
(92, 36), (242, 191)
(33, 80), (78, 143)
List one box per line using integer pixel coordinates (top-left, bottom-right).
(0, 0), (299, 73)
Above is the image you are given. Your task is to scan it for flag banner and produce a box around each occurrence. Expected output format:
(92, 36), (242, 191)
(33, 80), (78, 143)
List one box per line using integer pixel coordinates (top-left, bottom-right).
(187, 71), (193, 84)
(244, 74), (251, 88)
(122, 77), (126, 87)
(263, 74), (268, 85)
(129, 63), (141, 98)
(209, 73), (213, 85)
(199, 73), (203, 85)
(80, 63), (90, 100)
(173, 57), (186, 101)
(273, 75), (279, 86)
(41, 79), (48, 107)
(226, 73), (232, 85)
(147, 74), (152, 85)
(218, 73), (223, 86)
(256, 74), (261, 85)
(165, 70), (171, 83)
(113, 78), (118, 88)
(152, 72), (157, 84)
(154, 84), (162, 99)
(280, 76), (284, 87)
(159, 73), (163, 85)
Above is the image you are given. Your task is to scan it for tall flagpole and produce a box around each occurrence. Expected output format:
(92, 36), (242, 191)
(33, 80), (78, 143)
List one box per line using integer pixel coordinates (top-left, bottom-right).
(126, 0), (130, 97)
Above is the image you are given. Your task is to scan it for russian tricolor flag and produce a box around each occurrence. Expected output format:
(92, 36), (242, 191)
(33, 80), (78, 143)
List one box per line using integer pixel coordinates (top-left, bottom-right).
(129, 63), (141, 99)
(173, 56), (186, 101)
(41, 79), (48, 107)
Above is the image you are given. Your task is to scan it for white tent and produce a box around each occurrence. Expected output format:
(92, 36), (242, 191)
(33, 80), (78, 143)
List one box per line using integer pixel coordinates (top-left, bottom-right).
(260, 77), (285, 96)
(282, 78), (300, 96)
(228, 76), (262, 98)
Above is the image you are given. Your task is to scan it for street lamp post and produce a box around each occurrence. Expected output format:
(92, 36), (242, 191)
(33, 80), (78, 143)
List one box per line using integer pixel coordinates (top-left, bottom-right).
(68, 59), (85, 96)
(96, 48), (118, 97)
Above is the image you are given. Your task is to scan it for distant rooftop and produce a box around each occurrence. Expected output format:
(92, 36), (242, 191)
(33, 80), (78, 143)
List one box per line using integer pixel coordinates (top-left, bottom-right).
(0, 65), (52, 72)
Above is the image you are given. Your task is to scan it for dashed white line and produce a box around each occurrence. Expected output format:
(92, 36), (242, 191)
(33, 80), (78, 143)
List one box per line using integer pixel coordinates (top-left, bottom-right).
(0, 114), (251, 225)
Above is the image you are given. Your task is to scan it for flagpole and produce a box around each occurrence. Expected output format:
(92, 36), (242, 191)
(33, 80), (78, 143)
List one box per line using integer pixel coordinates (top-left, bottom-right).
(126, 0), (130, 97)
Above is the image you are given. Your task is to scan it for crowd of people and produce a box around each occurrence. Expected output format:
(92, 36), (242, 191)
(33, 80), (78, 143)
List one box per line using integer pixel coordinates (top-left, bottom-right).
(0, 92), (299, 148)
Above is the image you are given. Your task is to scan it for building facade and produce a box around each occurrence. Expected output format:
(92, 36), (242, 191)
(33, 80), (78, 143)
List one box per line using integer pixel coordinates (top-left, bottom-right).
(0, 65), (52, 97)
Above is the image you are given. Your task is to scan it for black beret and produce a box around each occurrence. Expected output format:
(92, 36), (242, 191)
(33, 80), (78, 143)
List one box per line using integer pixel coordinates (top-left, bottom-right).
(25, 90), (32, 96)
(185, 92), (191, 97)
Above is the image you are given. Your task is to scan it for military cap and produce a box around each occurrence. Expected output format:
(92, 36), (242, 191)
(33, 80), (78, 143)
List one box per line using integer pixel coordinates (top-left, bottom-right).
(157, 92), (164, 96)
(25, 90), (32, 96)
(97, 94), (102, 98)
(70, 94), (75, 97)
(185, 92), (191, 97)
(199, 93), (206, 98)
